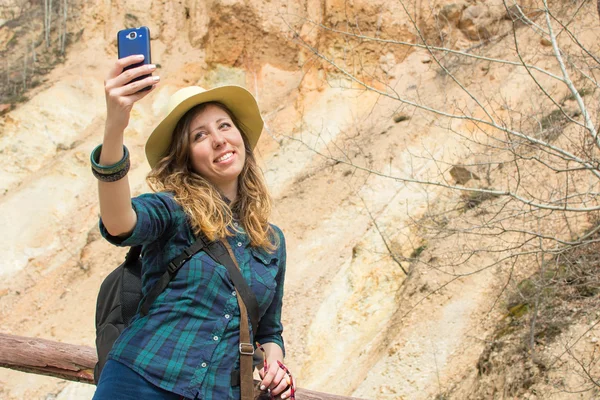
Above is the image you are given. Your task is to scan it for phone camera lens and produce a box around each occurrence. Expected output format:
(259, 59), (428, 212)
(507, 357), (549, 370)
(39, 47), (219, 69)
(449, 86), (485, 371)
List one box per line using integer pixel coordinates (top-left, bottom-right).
(128, 32), (137, 40)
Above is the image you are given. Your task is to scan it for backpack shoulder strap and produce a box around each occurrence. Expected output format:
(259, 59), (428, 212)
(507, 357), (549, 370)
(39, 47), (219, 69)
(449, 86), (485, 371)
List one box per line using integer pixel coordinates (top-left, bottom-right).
(139, 238), (207, 316)
(121, 245), (143, 325)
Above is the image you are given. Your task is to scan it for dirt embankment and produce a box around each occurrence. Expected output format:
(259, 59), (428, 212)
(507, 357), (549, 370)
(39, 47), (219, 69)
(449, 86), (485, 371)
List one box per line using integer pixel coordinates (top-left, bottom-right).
(1, 1), (600, 399)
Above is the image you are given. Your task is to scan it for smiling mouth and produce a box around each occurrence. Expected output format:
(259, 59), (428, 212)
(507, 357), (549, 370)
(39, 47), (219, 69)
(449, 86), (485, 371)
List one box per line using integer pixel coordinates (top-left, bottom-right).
(214, 151), (234, 163)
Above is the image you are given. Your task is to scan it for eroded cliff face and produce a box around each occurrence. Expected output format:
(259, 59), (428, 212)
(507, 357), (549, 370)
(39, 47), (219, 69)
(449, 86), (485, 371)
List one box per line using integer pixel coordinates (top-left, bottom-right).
(1, 1), (599, 399)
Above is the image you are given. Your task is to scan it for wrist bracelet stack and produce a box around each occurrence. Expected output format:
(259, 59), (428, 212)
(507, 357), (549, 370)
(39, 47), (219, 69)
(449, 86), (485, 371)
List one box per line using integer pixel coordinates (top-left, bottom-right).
(90, 144), (131, 182)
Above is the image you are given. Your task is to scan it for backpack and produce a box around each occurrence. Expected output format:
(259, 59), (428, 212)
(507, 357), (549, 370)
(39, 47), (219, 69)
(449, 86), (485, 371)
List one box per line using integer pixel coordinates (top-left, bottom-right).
(94, 246), (142, 383)
(93, 235), (261, 384)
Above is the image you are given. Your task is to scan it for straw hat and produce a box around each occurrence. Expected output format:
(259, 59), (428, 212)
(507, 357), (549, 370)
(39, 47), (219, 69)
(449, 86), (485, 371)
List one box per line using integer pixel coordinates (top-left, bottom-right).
(145, 85), (264, 168)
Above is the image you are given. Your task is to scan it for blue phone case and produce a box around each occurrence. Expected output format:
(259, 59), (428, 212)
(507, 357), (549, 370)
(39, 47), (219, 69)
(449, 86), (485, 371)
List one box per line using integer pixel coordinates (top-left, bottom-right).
(117, 26), (152, 91)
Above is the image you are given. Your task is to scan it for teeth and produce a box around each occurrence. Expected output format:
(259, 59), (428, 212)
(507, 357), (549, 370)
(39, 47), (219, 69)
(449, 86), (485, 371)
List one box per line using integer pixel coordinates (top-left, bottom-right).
(216, 152), (233, 162)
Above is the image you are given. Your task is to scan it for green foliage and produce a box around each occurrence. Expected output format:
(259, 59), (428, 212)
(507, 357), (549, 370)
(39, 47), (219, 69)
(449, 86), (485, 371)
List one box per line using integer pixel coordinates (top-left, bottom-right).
(563, 87), (593, 102)
(125, 13), (140, 28)
(393, 113), (410, 123)
(494, 324), (517, 340)
(6, 93), (29, 104)
(516, 278), (536, 298)
(540, 109), (565, 131)
(410, 244), (427, 259)
(508, 303), (529, 319)
(460, 190), (500, 211)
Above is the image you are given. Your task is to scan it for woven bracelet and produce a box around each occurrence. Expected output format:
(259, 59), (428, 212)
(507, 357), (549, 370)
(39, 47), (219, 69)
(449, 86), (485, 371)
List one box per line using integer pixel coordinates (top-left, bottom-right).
(90, 144), (130, 175)
(91, 156), (130, 182)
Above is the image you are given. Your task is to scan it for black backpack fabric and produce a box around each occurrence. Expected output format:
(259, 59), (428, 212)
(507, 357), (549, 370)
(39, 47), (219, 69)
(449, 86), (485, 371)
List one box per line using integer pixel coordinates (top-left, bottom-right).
(94, 245), (143, 383)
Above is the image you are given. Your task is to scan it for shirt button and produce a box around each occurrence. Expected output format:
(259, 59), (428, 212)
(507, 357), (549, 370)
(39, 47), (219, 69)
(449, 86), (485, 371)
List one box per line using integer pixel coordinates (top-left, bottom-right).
(237, 242), (242, 247)
(225, 314), (231, 319)
(213, 336), (219, 341)
(201, 362), (207, 368)
(232, 291), (236, 296)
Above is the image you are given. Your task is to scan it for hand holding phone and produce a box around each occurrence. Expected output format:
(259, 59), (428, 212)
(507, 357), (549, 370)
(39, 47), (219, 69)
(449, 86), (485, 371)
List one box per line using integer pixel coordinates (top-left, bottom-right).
(104, 26), (159, 133)
(117, 26), (152, 92)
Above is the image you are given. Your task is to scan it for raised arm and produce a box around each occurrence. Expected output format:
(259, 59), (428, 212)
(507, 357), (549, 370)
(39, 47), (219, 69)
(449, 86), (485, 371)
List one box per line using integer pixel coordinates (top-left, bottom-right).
(97, 55), (159, 237)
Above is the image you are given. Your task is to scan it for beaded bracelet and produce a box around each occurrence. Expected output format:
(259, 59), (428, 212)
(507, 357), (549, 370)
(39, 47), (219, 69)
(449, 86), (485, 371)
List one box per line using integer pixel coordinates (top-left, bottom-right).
(91, 156), (130, 182)
(90, 144), (131, 182)
(91, 144), (129, 174)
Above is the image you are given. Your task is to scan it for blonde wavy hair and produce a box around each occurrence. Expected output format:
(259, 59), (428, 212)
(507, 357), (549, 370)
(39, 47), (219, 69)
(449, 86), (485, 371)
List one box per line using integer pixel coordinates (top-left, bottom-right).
(146, 102), (276, 252)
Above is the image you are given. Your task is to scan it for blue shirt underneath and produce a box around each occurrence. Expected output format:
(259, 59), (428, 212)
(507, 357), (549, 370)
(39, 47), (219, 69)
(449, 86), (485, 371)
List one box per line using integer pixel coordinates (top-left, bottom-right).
(99, 192), (286, 399)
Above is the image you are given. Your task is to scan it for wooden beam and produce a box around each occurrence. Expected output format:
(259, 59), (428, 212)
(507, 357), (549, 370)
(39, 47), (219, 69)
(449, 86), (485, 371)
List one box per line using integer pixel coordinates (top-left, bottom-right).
(0, 333), (366, 400)
(0, 333), (96, 383)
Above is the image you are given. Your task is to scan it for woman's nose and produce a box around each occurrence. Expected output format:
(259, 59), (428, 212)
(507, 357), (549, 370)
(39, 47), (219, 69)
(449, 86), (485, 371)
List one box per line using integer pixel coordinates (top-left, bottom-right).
(212, 130), (227, 148)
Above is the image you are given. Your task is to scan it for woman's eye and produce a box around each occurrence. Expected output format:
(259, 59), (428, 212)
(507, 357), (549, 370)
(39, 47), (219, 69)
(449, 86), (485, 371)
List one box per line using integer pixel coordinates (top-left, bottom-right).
(220, 122), (231, 129)
(193, 132), (206, 141)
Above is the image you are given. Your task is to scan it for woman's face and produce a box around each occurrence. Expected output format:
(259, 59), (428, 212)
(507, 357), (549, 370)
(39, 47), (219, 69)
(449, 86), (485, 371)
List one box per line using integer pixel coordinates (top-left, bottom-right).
(187, 104), (246, 193)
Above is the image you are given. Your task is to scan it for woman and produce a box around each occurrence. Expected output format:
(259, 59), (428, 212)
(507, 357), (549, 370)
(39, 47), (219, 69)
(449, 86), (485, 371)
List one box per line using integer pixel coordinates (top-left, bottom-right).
(92, 54), (292, 400)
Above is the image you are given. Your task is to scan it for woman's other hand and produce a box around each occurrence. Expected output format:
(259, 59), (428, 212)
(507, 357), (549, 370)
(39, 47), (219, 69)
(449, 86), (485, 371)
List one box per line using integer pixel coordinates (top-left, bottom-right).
(104, 55), (159, 133)
(258, 360), (294, 400)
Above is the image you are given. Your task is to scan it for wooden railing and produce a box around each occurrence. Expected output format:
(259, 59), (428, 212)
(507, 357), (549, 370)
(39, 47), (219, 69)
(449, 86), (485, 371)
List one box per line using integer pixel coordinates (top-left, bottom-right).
(0, 333), (366, 400)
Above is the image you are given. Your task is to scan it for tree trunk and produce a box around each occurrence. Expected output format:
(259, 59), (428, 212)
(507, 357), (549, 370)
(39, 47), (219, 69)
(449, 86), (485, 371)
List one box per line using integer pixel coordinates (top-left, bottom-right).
(44, 0), (53, 48)
(22, 52), (27, 91)
(60, 0), (67, 54)
(0, 333), (366, 400)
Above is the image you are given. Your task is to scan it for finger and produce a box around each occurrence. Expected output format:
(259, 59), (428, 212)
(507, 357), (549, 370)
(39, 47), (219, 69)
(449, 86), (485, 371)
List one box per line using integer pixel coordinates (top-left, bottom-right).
(269, 368), (286, 391)
(127, 82), (159, 103)
(111, 64), (157, 90)
(270, 370), (290, 396)
(259, 362), (279, 390)
(258, 363), (268, 379)
(276, 361), (296, 399)
(107, 55), (145, 80)
(277, 386), (293, 400)
(118, 75), (160, 97)
(107, 80), (158, 113)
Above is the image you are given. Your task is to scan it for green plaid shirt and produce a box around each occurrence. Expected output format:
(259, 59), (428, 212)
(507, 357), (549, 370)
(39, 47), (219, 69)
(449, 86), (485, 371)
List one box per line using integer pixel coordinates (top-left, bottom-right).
(99, 192), (286, 399)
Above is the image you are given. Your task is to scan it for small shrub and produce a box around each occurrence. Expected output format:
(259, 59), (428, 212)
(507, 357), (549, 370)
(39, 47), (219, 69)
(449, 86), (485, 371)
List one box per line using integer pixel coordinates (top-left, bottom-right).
(540, 109), (565, 131)
(460, 190), (499, 210)
(410, 244), (427, 259)
(508, 303), (529, 319)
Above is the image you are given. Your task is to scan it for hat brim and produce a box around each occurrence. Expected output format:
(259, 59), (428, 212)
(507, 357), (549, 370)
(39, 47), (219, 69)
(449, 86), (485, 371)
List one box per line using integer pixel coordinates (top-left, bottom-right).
(145, 85), (264, 168)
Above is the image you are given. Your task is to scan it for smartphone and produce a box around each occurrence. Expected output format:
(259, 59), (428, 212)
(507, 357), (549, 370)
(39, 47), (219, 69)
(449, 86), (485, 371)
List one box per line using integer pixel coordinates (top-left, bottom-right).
(117, 26), (152, 92)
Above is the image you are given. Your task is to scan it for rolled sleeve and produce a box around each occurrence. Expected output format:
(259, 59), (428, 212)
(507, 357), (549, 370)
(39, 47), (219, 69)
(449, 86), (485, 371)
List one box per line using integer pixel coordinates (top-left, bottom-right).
(99, 192), (180, 247)
(254, 227), (286, 355)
